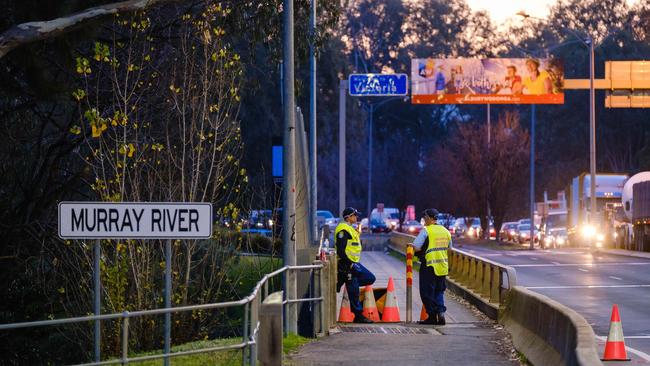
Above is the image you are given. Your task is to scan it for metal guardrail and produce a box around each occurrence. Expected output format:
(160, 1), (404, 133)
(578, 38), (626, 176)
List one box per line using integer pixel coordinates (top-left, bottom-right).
(0, 263), (325, 366)
(389, 232), (516, 307)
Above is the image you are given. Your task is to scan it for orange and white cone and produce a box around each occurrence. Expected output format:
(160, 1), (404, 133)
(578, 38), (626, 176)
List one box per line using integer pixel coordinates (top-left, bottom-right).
(381, 277), (401, 322)
(420, 306), (429, 321)
(362, 285), (380, 322)
(602, 304), (630, 361)
(337, 287), (355, 323)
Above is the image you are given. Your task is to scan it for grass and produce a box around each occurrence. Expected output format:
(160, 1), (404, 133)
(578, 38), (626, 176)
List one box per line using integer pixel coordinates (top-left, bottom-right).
(118, 334), (313, 366)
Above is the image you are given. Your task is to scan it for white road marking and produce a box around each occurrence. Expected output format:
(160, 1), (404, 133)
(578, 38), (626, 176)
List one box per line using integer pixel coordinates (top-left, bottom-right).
(527, 284), (650, 289)
(609, 276), (623, 281)
(531, 257), (538, 261)
(578, 268), (589, 272)
(596, 335), (650, 362)
(510, 262), (650, 268)
(551, 261), (561, 265)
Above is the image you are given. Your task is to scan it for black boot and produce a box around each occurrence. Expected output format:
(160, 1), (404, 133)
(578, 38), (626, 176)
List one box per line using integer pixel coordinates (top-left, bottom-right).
(436, 313), (446, 325)
(417, 313), (437, 325)
(353, 314), (373, 323)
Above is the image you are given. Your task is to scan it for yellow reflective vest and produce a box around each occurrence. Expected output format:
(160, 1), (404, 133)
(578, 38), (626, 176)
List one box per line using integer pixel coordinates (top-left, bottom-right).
(335, 222), (361, 263)
(424, 224), (451, 276)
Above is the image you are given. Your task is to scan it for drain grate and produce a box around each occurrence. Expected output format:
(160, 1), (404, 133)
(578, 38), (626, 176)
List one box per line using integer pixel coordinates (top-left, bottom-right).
(338, 326), (431, 335)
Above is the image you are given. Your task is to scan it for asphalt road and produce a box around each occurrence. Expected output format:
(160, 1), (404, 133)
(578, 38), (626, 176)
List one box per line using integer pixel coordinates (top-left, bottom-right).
(459, 242), (650, 363)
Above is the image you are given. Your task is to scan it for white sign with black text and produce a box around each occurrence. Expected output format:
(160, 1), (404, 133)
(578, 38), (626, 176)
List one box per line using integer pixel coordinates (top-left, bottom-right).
(58, 202), (213, 239)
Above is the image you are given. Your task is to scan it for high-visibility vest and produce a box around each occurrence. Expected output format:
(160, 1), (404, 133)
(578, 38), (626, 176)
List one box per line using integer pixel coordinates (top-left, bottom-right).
(424, 224), (451, 276)
(335, 222), (361, 263)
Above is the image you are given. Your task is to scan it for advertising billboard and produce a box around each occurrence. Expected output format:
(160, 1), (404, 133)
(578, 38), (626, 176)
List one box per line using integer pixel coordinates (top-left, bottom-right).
(411, 58), (564, 104)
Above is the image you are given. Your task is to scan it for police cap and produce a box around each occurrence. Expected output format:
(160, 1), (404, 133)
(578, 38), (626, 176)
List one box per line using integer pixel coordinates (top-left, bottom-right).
(342, 207), (361, 219)
(422, 208), (439, 220)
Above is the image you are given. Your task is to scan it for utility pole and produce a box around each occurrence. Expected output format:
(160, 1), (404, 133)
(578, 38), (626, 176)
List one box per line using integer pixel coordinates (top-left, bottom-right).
(309, 0), (318, 240)
(282, 0), (297, 334)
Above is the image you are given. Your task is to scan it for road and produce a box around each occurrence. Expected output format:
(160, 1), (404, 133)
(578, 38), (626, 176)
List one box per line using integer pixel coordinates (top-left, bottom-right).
(459, 242), (650, 363)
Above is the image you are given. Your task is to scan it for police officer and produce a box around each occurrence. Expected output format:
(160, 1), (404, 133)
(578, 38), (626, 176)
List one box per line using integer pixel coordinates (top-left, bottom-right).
(413, 208), (451, 325)
(335, 207), (376, 323)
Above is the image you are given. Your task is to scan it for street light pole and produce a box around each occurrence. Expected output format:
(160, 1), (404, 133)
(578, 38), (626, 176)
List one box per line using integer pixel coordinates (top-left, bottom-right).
(530, 104), (536, 250)
(588, 37), (596, 224)
(367, 103), (374, 218)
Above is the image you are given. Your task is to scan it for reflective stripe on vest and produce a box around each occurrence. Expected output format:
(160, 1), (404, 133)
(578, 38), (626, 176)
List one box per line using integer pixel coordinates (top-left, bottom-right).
(335, 222), (361, 263)
(424, 224), (451, 276)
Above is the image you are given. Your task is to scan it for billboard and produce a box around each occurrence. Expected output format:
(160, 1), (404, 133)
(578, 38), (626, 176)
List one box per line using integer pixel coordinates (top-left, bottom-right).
(411, 58), (564, 104)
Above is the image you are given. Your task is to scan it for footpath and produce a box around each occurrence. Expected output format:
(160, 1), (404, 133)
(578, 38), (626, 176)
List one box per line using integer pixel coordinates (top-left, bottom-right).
(287, 251), (522, 366)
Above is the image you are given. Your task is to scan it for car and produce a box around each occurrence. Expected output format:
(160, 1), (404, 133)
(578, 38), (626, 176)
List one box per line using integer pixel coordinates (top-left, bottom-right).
(437, 213), (455, 229)
(450, 218), (467, 237)
(245, 210), (274, 230)
(369, 214), (391, 233)
(401, 220), (423, 235)
(467, 218), (482, 239)
(515, 224), (539, 244)
(544, 227), (568, 248)
(500, 222), (519, 241)
(316, 210), (338, 231)
(372, 207), (400, 231)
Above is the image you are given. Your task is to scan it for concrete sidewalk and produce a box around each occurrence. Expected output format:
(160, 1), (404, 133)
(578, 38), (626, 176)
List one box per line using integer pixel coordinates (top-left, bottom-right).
(287, 252), (521, 366)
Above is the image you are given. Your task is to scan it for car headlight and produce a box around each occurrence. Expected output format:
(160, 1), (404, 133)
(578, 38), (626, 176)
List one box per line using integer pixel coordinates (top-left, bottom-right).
(521, 233), (529, 238)
(544, 237), (553, 244)
(409, 227), (415, 232)
(509, 230), (515, 236)
(596, 233), (605, 242)
(256, 222), (263, 228)
(557, 237), (566, 245)
(268, 219), (274, 226)
(581, 225), (596, 238)
(614, 232), (619, 239)
(391, 222), (398, 228)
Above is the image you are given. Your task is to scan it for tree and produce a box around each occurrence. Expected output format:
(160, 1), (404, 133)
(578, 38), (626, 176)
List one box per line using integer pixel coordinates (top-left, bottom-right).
(434, 111), (530, 241)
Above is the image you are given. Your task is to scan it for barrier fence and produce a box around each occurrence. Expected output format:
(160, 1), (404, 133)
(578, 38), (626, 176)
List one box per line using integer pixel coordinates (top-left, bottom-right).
(0, 263), (328, 366)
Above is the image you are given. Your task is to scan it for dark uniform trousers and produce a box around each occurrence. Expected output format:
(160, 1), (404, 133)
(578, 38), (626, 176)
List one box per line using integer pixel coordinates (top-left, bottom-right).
(342, 262), (376, 315)
(419, 264), (447, 315)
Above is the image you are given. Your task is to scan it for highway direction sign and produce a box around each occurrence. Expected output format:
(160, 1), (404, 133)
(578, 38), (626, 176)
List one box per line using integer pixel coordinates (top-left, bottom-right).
(58, 202), (213, 239)
(348, 73), (408, 96)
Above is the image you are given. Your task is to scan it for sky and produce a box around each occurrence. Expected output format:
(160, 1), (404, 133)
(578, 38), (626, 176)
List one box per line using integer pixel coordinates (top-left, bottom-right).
(465, 0), (641, 27)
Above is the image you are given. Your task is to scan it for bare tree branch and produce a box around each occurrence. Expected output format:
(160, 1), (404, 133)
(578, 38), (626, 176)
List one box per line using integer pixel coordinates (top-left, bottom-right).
(0, 0), (184, 58)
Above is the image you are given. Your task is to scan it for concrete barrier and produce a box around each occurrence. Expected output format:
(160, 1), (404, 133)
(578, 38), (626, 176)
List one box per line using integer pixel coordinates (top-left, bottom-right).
(501, 286), (602, 366)
(259, 291), (283, 366)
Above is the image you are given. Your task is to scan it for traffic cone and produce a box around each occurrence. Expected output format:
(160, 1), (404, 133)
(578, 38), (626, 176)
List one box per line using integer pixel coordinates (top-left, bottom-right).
(337, 287), (355, 323)
(362, 285), (380, 322)
(381, 277), (401, 322)
(420, 306), (429, 321)
(602, 304), (630, 361)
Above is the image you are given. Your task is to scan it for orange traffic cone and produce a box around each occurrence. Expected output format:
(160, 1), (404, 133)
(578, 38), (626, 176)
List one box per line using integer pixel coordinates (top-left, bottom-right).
(420, 306), (429, 321)
(602, 304), (630, 361)
(337, 287), (355, 323)
(381, 277), (401, 322)
(362, 285), (380, 322)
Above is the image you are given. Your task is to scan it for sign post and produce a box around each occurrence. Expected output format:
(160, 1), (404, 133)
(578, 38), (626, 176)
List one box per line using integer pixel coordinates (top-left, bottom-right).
(58, 202), (212, 365)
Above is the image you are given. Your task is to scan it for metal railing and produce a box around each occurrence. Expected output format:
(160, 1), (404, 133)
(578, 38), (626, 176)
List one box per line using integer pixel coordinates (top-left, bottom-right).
(0, 263), (325, 366)
(389, 232), (516, 307)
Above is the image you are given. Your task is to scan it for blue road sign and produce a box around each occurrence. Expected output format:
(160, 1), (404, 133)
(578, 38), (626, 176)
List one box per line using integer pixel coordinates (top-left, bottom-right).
(348, 74), (408, 96)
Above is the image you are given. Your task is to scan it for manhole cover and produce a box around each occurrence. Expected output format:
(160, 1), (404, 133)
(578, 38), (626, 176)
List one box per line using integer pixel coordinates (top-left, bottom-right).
(338, 326), (431, 335)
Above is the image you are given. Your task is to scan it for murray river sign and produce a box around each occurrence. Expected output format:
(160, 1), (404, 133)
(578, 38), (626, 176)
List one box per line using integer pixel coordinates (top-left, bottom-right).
(58, 202), (213, 239)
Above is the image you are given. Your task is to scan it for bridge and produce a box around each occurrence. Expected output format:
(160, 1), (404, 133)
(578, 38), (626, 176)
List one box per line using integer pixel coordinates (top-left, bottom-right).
(5, 231), (638, 365)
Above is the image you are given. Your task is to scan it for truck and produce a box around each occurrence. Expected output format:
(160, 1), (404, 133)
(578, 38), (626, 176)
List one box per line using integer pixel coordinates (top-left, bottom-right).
(621, 171), (650, 251)
(566, 173), (628, 247)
